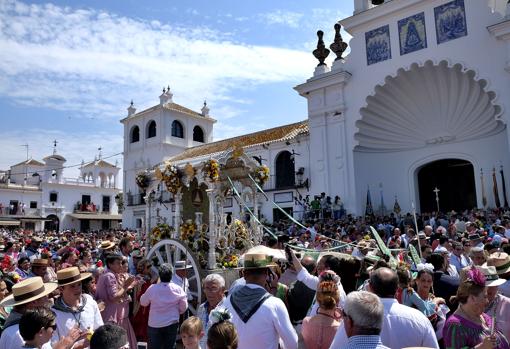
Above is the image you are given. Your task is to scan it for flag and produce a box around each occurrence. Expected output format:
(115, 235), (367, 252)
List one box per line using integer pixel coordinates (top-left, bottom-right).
(493, 167), (501, 208)
(393, 196), (401, 215)
(379, 183), (386, 216)
(365, 186), (373, 216)
(500, 166), (509, 208)
(481, 168), (487, 208)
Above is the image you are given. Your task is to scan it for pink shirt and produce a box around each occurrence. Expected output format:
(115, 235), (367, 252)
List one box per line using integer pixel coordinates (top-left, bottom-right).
(301, 314), (339, 349)
(95, 270), (127, 323)
(139, 281), (187, 328)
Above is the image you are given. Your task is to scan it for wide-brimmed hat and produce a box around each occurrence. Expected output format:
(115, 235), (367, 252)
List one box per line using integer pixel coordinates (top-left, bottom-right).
(174, 260), (193, 270)
(469, 233), (482, 241)
(487, 252), (510, 275)
(57, 267), (92, 286)
(99, 241), (116, 250)
(417, 232), (430, 240)
(243, 253), (277, 270)
(31, 236), (43, 243)
(0, 277), (57, 307)
(31, 259), (49, 267)
(477, 265), (507, 287)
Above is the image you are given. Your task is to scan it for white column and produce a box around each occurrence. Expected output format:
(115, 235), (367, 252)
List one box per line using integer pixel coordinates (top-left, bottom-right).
(206, 188), (216, 269)
(174, 191), (182, 232)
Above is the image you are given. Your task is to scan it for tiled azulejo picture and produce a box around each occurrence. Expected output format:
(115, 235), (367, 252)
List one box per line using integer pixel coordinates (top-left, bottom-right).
(398, 12), (427, 55)
(366, 24), (391, 65)
(434, 0), (467, 44)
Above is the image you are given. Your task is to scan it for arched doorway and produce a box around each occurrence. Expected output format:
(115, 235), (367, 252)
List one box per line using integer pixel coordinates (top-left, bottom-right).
(417, 159), (476, 213)
(45, 214), (59, 231)
(275, 151), (295, 189)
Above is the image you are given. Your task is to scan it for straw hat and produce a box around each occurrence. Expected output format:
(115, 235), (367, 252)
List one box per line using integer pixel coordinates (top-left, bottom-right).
(174, 261), (193, 270)
(0, 277), (57, 307)
(56, 267), (92, 287)
(31, 259), (49, 267)
(243, 253), (277, 270)
(487, 252), (510, 275)
(477, 265), (507, 287)
(99, 241), (116, 250)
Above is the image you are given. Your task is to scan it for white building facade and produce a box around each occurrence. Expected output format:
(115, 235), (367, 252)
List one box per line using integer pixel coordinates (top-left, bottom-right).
(0, 146), (121, 231)
(122, 0), (510, 229)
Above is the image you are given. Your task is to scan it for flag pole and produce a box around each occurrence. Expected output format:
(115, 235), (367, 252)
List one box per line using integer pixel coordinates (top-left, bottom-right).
(412, 202), (422, 258)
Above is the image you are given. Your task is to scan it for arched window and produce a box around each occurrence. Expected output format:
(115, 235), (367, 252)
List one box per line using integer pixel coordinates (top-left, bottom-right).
(275, 151), (295, 189)
(130, 126), (140, 143)
(147, 120), (156, 138)
(171, 120), (184, 138)
(193, 126), (205, 142)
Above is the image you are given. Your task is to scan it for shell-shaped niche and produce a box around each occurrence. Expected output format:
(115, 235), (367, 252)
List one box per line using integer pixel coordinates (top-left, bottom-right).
(355, 60), (504, 152)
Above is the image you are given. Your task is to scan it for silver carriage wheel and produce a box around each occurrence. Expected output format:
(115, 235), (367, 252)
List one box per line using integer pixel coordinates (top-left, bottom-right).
(146, 238), (203, 315)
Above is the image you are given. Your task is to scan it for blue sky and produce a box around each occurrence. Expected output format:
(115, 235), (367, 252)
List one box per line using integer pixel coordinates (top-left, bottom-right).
(0, 0), (353, 181)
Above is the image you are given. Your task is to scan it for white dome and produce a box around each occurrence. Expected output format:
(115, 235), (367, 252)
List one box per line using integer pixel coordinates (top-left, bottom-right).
(355, 60), (504, 152)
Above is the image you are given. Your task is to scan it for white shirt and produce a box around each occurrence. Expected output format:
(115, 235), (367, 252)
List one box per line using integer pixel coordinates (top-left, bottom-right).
(0, 324), (52, 349)
(499, 280), (510, 298)
(449, 254), (470, 273)
(296, 267), (347, 316)
(172, 274), (193, 300)
(52, 294), (104, 346)
(223, 284), (298, 349)
(329, 298), (439, 349)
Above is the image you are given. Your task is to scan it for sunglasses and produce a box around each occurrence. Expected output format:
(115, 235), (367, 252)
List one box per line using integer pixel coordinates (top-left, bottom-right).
(47, 323), (57, 331)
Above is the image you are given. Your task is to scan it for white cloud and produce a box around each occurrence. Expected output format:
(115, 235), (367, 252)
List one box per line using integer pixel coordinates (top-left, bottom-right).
(0, 128), (124, 182)
(0, 0), (315, 121)
(258, 10), (304, 28)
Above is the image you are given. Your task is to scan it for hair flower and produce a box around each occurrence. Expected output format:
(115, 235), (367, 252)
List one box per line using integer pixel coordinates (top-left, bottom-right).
(416, 263), (434, 272)
(466, 266), (486, 287)
(209, 307), (232, 326)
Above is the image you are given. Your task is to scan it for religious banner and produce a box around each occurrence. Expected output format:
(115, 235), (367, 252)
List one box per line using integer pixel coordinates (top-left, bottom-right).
(481, 168), (488, 208)
(493, 167), (501, 208)
(393, 196), (401, 215)
(365, 186), (374, 216)
(500, 166), (509, 208)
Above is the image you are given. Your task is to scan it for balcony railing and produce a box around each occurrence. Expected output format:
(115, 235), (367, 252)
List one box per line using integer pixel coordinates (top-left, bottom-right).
(126, 193), (146, 206)
(0, 207), (41, 217)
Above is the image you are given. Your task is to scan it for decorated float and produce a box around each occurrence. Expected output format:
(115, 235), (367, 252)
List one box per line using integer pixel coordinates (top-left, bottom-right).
(135, 145), (270, 314)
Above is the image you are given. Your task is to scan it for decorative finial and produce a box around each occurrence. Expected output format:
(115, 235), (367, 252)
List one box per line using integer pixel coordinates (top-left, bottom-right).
(53, 140), (58, 155)
(98, 146), (102, 159)
(330, 23), (348, 61)
(203, 100), (207, 107)
(167, 85), (170, 92)
(162, 87), (166, 93)
(130, 100), (134, 107)
(313, 30), (330, 67)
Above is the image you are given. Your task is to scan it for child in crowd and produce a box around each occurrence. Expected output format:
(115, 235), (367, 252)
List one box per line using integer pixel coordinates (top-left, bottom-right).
(180, 316), (204, 349)
(207, 308), (238, 349)
(19, 307), (57, 349)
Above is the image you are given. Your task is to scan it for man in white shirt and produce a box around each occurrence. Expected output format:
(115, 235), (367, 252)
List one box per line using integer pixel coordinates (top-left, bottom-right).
(223, 253), (297, 349)
(172, 260), (193, 301)
(0, 277), (62, 349)
(449, 241), (471, 273)
(329, 267), (439, 349)
(52, 267), (104, 347)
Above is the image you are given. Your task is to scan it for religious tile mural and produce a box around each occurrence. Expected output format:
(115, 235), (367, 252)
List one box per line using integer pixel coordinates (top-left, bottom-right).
(398, 12), (427, 55)
(434, 0), (467, 44)
(365, 25), (391, 65)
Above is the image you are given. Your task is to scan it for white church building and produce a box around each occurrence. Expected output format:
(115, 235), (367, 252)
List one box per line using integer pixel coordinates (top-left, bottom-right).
(121, 0), (510, 229)
(0, 144), (121, 231)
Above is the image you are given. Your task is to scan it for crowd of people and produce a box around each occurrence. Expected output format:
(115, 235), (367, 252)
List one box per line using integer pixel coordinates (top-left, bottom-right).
(0, 207), (509, 348)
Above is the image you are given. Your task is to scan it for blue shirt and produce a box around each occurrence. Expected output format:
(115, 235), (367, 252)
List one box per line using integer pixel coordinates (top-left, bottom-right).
(338, 335), (390, 349)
